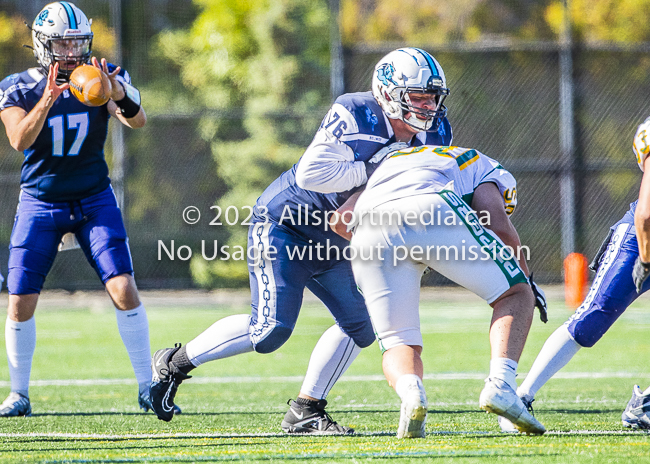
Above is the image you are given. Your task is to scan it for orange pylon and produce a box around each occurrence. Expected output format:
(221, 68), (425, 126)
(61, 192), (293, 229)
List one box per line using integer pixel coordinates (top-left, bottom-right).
(564, 253), (588, 308)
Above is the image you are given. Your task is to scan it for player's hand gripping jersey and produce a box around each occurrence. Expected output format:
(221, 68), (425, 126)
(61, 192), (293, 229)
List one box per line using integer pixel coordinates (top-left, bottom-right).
(0, 65), (132, 202)
(253, 91), (452, 244)
(354, 145), (517, 216)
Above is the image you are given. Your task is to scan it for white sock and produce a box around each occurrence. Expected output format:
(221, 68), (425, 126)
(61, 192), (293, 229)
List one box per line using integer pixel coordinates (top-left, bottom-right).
(395, 374), (424, 401)
(489, 358), (518, 391)
(185, 314), (254, 366)
(5, 316), (36, 398)
(643, 385), (650, 396)
(299, 325), (362, 399)
(115, 305), (151, 387)
(518, 324), (581, 399)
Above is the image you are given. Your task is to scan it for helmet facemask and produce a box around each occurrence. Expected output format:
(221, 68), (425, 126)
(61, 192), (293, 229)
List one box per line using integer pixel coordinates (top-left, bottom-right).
(399, 88), (449, 132)
(34, 32), (92, 82)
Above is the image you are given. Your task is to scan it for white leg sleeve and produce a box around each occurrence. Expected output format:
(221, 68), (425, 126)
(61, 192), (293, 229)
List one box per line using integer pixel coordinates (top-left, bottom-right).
(115, 305), (151, 388)
(185, 314), (254, 366)
(518, 324), (581, 399)
(299, 325), (361, 400)
(5, 316), (36, 397)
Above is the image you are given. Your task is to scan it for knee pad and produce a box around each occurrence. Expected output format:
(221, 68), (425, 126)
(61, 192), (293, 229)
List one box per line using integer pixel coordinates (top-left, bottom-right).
(92, 237), (134, 283)
(252, 326), (293, 354)
(343, 320), (376, 349)
(7, 266), (44, 295)
(567, 310), (619, 348)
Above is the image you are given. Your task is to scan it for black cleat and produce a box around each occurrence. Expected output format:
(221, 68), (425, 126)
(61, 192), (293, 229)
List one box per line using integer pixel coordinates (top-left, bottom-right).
(150, 344), (191, 422)
(281, 398), (354, 435)
(139, 388), (182, 414)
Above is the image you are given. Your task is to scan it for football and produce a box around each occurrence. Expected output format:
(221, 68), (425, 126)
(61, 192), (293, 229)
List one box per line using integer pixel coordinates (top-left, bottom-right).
(69, 65), (112, 107)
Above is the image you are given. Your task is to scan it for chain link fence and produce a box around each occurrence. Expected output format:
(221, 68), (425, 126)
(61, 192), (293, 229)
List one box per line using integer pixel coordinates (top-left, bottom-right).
(0, 1), (649, 289)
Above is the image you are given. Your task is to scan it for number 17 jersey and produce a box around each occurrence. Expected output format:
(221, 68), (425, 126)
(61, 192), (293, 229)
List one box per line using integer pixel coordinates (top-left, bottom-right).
(0, 65), (125, 202)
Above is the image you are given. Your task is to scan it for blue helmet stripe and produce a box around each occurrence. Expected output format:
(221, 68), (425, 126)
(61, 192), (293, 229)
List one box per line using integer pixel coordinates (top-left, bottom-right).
(413, 48), (440, 78)
(60, 2), (77, 29)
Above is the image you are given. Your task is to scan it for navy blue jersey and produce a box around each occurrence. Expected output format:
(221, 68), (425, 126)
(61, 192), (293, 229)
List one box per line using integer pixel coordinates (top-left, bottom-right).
(0, 65), (128, 202)
(330, 91), (452, 161)
(254, 91), (453, 244)
(613, 200), (638, 229)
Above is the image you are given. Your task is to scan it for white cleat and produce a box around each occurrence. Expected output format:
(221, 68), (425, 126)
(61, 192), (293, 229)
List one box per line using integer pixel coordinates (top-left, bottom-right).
(479, 378), (545, 435)
(397, 385), (428, 438)
(498, 415), (519, 433)
(498, 395), (536, 433)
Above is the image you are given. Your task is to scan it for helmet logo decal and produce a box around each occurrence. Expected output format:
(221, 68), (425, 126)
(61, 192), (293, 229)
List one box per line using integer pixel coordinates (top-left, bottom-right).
(35, 10), (49, 27)
(365, 108), (378, 132)
(376, 63), (397, 86)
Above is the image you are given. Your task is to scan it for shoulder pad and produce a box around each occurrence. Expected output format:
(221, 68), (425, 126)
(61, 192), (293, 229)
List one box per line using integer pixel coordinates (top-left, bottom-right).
(106, 63), (131, 84)
(330, 91), (390, 141)
(0, 69), (42, 111)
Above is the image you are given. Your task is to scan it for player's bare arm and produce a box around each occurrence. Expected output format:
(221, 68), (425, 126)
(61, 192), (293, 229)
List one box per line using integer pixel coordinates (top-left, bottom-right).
(91, 57), (146, 129)
(329, 191), (362, 240)
(0, 63), (68, 152)
(635, 157), (650, 263)
(472, 182), (530, 275)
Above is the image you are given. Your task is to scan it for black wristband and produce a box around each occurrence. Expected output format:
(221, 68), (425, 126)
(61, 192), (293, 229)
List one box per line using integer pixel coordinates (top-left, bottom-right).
(114, 82), (141, 118)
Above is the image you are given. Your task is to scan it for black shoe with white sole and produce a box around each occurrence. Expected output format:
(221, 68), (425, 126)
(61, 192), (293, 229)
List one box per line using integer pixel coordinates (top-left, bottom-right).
(281, 398), (353, 435)
(149, 344), (191, 422)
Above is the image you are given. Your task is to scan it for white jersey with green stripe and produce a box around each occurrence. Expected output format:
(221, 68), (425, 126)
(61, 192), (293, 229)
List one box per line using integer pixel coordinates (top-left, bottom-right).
(355, 145), (517, 215)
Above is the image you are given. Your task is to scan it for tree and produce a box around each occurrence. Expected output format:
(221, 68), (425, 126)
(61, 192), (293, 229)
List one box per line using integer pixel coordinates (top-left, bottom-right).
(153, 0), (331, 287)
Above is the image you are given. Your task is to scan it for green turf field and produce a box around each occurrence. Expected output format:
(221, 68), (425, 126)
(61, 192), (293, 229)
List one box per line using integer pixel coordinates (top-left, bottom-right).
(1, 290), (649, 463)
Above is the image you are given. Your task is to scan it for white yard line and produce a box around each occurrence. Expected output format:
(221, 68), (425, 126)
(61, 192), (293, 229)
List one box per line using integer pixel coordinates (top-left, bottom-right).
(0, 430), (645, 440)
(1, 371), (647, 388)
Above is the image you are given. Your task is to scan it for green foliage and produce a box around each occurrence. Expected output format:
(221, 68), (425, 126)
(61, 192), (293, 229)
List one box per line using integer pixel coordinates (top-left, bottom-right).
(153, 0), (331, 288)
(546, 0), (650, 42)
(341, 0), (556, 44)
(342, 0), (650, 44)
(0, 13), (31, 76)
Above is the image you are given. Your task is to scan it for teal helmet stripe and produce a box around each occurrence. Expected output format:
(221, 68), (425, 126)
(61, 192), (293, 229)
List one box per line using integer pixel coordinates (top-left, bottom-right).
(59, 2), (77, 29)
(413, 48), (440, 78)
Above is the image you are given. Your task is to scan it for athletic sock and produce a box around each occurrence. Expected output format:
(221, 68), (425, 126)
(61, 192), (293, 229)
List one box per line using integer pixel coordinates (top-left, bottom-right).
(115, 304), (151, 387)
(295, 397), (318, 408)
(643, 385), (650, 396)
(5, 316), (36, 398)
(518, 324), (581, 399)
(489, 358), (518, 392)
(395, 374), (424, 401)
(299, 325), (362, 400)
(170, 345), (195, 375)
(185, 314), (254, 366)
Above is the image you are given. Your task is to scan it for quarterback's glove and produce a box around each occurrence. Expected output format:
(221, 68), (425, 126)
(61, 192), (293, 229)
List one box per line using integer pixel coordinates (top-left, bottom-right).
(365, 142), (410, 179)
(529, 273), (548, 323)
(633, 257), (650, 293)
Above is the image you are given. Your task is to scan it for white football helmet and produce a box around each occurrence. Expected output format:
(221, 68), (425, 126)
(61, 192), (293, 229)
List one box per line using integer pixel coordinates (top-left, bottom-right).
(31, 2), (93, 81)
(372, 48), (449, 132)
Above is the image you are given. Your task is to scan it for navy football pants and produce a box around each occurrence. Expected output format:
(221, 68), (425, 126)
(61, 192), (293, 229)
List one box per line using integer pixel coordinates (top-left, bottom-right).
(8, 186), (133, 294)
(247, 221), (375, 353)
(567, 223), (650, 347)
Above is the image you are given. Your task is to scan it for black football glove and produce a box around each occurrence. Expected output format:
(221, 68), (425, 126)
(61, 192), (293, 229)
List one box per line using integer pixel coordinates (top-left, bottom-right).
(529, 273), (548, 323)
(633, 257), (650, 293)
